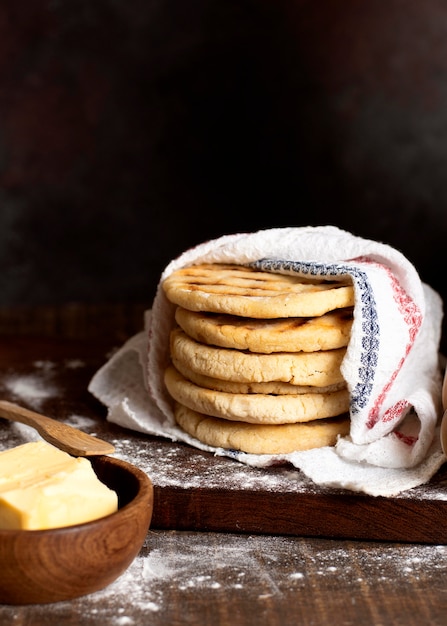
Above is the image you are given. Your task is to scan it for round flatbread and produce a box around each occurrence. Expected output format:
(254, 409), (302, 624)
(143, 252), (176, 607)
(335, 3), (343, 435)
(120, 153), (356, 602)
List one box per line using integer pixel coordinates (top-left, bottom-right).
(173, 358), (347, 395)
(175, 306), (353, 353)
(174, 402), (350, 454)
(163, 263), (354, 318)
(164, 365), (350, 424)
(170, 328), (346, 387)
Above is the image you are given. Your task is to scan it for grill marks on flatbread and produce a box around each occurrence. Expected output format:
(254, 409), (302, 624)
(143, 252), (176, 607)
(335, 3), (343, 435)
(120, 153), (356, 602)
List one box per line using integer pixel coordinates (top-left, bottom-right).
(161, 262), (353, 454)
(163, 264), (354, 318)
(175, 306), (353, 353)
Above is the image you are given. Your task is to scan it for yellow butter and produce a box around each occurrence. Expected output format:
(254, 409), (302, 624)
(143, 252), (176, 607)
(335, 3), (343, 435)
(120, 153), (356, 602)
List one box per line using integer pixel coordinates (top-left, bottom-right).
(0, 441), (118, 530)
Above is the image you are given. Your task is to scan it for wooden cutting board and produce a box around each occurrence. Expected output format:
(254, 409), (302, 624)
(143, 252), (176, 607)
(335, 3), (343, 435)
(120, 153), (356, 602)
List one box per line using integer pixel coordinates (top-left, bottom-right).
(1, 335), (446, 544)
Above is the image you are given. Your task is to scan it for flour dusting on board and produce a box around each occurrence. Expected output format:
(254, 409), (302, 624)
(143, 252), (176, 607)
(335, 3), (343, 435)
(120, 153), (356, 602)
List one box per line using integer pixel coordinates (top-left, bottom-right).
(66, 414), (99, 431)
(110, 436), (319, 493)
(11, 533), (444, 625)
(1, 373), (58, 409)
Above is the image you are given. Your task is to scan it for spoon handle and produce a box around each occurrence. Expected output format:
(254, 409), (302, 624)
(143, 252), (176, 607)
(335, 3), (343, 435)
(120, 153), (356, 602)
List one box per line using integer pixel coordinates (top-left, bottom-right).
(0, 400), (115, 456)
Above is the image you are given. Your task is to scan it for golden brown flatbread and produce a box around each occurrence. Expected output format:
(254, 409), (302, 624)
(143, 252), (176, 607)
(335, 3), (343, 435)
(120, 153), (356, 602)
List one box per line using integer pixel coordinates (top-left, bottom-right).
(175, 306), (353, 353)
(163, 264), (354, 318)
(173, 358), (347, 395)
(174, 402), (350, 454)
(162, 261), (353, 454)
(165, 365), (350, 424)
(170, 328), (346, 387)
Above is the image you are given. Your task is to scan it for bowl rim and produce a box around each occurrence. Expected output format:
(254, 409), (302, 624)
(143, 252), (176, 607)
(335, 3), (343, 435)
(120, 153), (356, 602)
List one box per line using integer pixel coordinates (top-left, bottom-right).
(0, 454), (153, 536)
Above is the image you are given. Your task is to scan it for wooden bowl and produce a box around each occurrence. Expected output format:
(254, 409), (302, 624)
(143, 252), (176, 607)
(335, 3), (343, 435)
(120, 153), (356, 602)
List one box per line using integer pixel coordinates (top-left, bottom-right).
(0, 455), (154, 605)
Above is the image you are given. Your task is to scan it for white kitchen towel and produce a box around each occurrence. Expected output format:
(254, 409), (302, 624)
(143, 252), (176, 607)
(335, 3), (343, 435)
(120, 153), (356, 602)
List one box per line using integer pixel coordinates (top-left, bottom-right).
(89, 226), (446, 496)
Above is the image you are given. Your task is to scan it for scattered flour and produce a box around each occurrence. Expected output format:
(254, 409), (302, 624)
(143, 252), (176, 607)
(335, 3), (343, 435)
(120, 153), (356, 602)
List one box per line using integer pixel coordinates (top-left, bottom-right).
(1, 373), (58, 409)
(109, 437), (319, 493)
(64, 359), (86, 369)
(9, 421), (42, 442)
(33, 359), (86, 370)
(0, 359), (86, 413)
(2, 533), (442, 625)
(65, 414), (99, 431)
(33, 360), (56, 371)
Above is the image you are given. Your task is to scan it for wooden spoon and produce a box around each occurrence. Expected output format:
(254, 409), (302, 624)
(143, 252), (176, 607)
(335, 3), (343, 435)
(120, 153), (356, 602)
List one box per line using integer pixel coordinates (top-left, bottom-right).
(0, 400), (115, 456)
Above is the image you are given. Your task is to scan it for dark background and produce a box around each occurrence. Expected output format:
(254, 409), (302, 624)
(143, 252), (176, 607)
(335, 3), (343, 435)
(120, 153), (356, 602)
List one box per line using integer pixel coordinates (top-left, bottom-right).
(1, 1), (446, 342)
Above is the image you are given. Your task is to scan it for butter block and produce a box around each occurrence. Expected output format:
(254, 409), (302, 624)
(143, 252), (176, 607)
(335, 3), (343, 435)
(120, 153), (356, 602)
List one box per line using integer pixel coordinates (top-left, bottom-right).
(0, 441), (118, 530)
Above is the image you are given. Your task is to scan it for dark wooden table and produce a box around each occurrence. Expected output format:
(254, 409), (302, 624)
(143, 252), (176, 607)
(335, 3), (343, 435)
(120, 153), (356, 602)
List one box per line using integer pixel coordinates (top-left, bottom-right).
(0, 303), (446, 625)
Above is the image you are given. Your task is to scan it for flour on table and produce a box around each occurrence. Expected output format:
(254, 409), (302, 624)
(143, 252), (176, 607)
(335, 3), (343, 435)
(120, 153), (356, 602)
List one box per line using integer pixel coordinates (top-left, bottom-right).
(8, 421), (42, 442)
(33, 360), (56, 372)
(64, 359), (86, 369)
(38, 534), (447, 625)
(1, 373), (58, 409)
(65, 414), (99, 431)
(33, 359), (86, 370)
(110, 436), (319, 493)
(0, 532), (445, 625)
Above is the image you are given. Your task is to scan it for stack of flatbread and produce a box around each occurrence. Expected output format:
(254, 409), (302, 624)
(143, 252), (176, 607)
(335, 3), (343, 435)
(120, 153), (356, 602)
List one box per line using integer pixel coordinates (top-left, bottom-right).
(162, 263), (356, 454)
